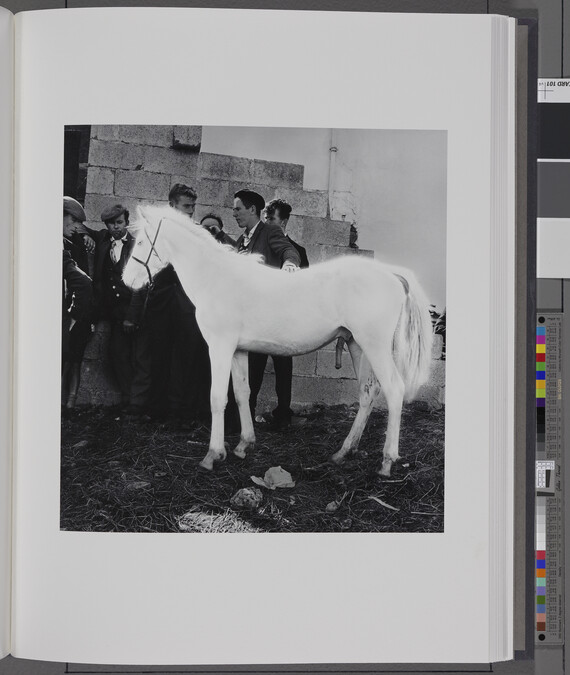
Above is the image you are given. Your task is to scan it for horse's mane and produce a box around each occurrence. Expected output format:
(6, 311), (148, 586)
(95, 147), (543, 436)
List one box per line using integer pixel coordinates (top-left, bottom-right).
(130, 205), (265, 267)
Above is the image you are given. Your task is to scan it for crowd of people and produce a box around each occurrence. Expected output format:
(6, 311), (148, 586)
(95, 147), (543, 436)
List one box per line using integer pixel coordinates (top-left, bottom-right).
(62, 185), (309, 431)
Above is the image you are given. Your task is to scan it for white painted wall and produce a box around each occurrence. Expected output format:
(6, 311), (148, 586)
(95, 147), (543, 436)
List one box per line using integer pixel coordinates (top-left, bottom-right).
(202, 127), (447, 308)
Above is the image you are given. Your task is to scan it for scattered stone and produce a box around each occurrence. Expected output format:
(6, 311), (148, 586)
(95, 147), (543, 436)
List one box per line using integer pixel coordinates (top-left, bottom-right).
(325, 491), (347, 513)
(230, 487), (263, 509)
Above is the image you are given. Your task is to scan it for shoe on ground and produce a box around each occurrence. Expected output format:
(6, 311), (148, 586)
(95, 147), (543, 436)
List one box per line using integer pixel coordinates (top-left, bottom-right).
(265, 412), (292, 431)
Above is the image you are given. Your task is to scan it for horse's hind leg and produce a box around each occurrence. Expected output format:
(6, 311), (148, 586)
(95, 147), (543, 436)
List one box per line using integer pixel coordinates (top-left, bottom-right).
(199, 344), (233, 471)
(331, 342), (380, 465)
(231, 350), (256, 459)
(362, 341), (405, 477)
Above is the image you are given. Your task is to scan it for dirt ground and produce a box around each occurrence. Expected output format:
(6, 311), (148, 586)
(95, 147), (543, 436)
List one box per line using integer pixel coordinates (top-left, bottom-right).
(60, 403), (445, 533)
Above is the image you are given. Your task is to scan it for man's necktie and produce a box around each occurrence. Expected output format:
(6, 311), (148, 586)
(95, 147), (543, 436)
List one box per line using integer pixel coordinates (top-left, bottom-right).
(111, 239), (123, 263)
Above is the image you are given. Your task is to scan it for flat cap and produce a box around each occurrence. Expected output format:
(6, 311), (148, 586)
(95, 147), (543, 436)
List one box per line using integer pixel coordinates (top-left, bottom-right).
(101, 203), (128, 223)
(63, 196), (86, 222)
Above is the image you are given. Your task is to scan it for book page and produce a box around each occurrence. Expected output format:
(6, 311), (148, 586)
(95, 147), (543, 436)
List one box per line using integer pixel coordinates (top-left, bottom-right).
(13, 8), (514, 665)
(0, 5), (13, 661)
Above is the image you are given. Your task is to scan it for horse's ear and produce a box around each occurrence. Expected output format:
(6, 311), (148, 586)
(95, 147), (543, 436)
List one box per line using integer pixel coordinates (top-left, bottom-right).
(136, 205), (148, 222)
(127, 205), (147, 234)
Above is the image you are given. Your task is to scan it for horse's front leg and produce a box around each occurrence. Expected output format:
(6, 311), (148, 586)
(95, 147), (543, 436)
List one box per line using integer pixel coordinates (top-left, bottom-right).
(230, 350), (256, 459)
(199, 345), (233, 471)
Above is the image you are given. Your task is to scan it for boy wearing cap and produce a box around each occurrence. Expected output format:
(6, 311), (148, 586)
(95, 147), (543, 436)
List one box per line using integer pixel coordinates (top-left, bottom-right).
(63, 196), (90, 274)
(233, 189), (301, 428)
(85, 204), (150, 413)
(62, 196), (93, 409)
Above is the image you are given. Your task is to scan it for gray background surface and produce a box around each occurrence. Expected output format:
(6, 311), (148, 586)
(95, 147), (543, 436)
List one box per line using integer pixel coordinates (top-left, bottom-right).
(0, 1), (561, 674)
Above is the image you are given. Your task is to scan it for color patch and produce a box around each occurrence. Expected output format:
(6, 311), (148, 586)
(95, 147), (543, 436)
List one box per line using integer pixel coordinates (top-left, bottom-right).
(538, 102), (570, 158)
(537, 323), (546, 425)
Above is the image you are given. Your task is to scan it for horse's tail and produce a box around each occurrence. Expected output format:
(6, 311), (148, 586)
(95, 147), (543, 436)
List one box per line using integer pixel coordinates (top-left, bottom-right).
(392, 271), (433, 402)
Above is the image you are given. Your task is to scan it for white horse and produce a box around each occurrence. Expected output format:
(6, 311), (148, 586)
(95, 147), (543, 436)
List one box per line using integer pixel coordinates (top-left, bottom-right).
(122, 206), (433, 477)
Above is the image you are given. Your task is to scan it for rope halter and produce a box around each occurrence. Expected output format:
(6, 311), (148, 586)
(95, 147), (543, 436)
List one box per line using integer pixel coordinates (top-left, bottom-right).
(130, 217), (165, 289)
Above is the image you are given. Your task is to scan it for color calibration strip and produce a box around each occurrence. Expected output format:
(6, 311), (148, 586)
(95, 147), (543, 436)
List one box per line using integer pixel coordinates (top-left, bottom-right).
(537, 326), (545, 443)
(536, 85), (566, 650)
(535, 314), (564, 645)
(536, 497), (547, 633)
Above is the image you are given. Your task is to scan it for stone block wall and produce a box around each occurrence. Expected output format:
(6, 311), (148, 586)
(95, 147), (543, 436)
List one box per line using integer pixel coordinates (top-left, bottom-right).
(76, 125), (444, 411)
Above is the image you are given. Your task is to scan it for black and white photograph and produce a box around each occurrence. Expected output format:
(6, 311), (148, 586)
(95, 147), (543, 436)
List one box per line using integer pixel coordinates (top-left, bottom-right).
(61, 124), (447, 534)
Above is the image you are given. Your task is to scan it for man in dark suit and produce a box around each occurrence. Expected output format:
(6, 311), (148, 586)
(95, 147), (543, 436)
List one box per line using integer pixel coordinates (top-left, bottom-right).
(145, 184), (210, 423)
(87, 204), (150, 413)
(260, 198), (309, 428)
(264, 199), (309, 268)
(233, 189), (301, 428)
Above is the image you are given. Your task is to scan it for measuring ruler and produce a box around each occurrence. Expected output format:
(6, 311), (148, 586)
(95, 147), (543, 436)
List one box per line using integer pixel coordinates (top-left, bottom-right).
(535, 314), (564, 644)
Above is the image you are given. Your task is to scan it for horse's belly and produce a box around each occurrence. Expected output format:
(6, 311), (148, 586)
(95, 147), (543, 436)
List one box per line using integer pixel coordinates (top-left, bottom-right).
(240, 327), (339, 357)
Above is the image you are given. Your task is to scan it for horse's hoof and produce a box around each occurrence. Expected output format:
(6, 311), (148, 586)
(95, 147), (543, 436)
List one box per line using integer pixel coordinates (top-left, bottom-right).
(233, 442), (254, 460)
(329, 451), (346, 465)
(378, 459), (395, 478)
(198, 458), (214, 471)
(199, 450), (225, 471)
